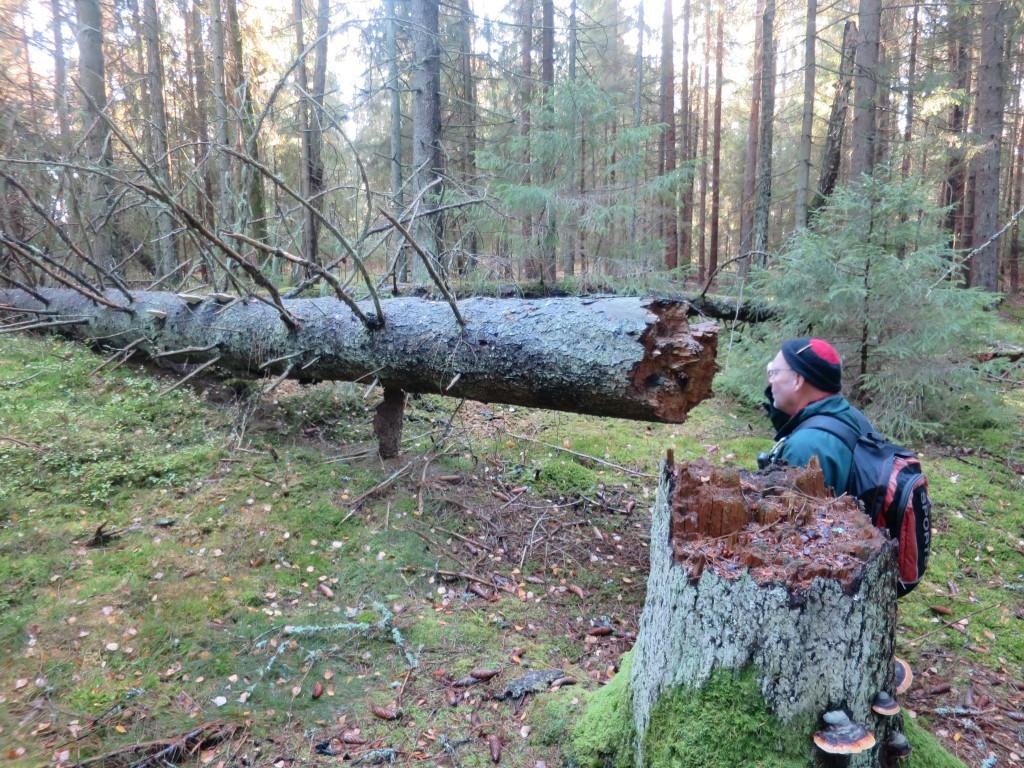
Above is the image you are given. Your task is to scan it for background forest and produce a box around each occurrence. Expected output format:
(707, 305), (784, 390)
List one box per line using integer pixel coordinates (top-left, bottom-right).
(2, 0), (1023, 436)
(1, 1), (1024, 767)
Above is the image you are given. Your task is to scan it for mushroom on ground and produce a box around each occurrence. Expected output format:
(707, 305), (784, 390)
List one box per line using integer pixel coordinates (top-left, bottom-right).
(812, 710), (876, 755)
(886, 731), (912, 758)
(894, 656), (913, 695)
(872, 691), (900, 716)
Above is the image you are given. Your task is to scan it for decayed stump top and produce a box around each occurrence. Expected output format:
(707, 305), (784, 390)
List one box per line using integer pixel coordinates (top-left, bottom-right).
(630, 459), (899, 767)
(670, 459), (888, 593)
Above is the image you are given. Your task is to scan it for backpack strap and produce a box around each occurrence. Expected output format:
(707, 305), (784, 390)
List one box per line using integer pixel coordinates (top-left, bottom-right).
(797, 414), (860, 452)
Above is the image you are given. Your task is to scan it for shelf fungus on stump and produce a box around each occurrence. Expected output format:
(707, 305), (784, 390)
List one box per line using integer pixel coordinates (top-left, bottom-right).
(894, 657), (913, 696)
(886, 731), (912, 759)
(813, 710), (876, 755)
(871, 692), (900, 717)
(626, 456), (903, 767)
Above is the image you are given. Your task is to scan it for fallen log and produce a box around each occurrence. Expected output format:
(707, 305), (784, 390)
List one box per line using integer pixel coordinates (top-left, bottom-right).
(0, 288), (718, 454)
(568, 458), (946, 767)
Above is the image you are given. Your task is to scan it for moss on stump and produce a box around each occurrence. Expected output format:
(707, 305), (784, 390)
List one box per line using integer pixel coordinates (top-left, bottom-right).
(565, 654), (965, 768)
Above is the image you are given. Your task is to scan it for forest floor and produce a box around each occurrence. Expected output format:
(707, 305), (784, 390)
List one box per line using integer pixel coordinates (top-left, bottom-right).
(0, 328), (1022, 768)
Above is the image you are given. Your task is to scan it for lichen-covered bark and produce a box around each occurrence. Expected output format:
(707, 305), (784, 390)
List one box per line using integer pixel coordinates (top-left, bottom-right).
(629, 462), (899, 767)
(0, 289), (717, 423)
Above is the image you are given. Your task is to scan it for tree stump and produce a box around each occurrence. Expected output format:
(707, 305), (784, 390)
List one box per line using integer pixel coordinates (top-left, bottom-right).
(627, 458), (901, 767)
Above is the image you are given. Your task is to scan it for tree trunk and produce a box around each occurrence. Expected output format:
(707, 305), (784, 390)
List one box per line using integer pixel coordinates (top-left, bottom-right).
(209, 0), (233, 235)
(678, 0), (693, 271)
(738, 0), (764, 264)
(0, 288), (718, 424)
(292, 0), (315, 272)
(75, 0), (122, 274)
(696, 14), (709, 285)
(455, 0), (477, 274)
(969, 0), (1006, 292)
(186, 0), (215, 230)
(564, 0), (578, 278)
(900, 1), (919, 181)
(143, 0), (178, 276)
(812, 20), (855, 216)
(943, 17), (971, 255)
(850, 0), (880, 179)
(628, 459), (900, 767)
(629, 1), (643, 245)
(750, 0), (774, 264)
(51, 0), (71, 148)
(411, 0), (443, 279)
(1011, 94), (1024, 296)
(309, 0), (329, 258)
(659, 0), (677, 270)
(540, 0), (556, 283)
(226, 0), (269, 245)
(386, 0), (407, 280)
(520, 0), (535, 279)
(708, 7), (723, 278)
(794, 0), (815, 229)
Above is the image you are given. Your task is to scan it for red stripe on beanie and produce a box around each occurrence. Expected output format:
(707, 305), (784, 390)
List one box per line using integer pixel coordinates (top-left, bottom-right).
(809, 339), (841, 365)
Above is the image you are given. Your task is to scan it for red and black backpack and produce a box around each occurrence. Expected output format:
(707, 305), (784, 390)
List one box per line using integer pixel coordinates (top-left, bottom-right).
(801, 415), (932, 597)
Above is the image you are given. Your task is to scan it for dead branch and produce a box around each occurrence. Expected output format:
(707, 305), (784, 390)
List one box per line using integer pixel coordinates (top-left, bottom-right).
(377, 208), (465, 327)
(218, 146), (384, 322)
(225, 231), (375, 327)
(0, 169), (134, 300)
(0, 235), (129, 310)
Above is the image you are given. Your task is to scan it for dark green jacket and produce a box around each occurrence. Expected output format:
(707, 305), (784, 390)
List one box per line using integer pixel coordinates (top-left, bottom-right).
(768, 394), (873, 494)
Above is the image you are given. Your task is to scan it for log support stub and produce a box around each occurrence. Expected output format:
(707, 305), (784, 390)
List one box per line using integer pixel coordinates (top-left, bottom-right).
(373, 386), (406, 459)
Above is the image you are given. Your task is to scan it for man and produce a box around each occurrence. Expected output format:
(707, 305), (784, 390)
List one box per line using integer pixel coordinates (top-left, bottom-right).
(764, 338), (873, 494)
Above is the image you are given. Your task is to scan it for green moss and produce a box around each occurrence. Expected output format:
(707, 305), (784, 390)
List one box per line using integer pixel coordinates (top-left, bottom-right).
(902, 715), (966, 767)
(642, 668), (810, 768)
(536, 457), (599, 497)
(528, 685), (585, 746)
(569, 651), (636, 768)
(566, 658), (968, 768)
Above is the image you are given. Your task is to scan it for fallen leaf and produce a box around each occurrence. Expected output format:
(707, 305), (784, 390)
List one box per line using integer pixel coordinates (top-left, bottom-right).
(568, 584), (586, 599)
(212, 696), (227, 707)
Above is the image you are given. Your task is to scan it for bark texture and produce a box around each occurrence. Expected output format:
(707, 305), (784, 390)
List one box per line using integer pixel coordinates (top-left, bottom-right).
(850, 0), (880, 179)
(629, 459), (899, 767)
(969, 0), (1006, 291)
(0, 289), (718, 423)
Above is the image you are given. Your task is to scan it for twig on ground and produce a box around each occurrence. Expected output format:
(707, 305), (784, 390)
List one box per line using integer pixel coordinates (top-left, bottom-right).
(158, 356), (222, 396)
(505, 432), (656, 479)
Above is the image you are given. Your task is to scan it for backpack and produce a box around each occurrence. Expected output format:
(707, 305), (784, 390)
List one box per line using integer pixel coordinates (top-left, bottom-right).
(800, 415), (932, 597)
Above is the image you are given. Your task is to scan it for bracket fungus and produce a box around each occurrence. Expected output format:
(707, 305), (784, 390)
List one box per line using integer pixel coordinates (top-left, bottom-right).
(871, 691), (900, 716)
(812, 710), (876, 756)
(894, 657), (913, 696)
(886, 731), (912, 759)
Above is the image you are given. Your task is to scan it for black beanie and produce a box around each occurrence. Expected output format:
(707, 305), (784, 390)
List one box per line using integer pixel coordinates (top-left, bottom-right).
(780, 338), (842, 393)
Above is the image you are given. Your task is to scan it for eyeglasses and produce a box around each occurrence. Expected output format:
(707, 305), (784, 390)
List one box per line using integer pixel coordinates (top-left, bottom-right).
(766, 367), (793, 380)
